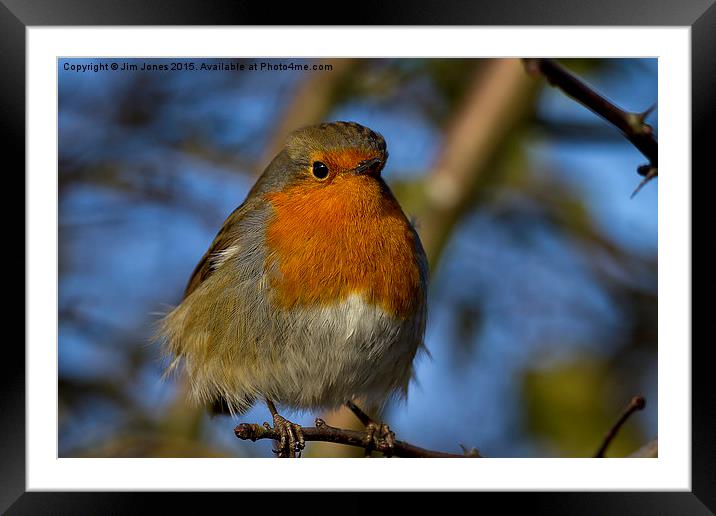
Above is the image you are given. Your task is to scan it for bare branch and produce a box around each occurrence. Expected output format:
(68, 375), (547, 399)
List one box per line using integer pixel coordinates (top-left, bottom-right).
(523, 58), (658, 195)
(236, 395), (649, 458)
(235, 418), (481, 458)
(594, 395), (646, 458)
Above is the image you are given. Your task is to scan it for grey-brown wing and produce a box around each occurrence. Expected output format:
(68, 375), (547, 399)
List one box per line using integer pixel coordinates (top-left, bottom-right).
(182, 150), (291, 299)
(183, 200), (254, 299)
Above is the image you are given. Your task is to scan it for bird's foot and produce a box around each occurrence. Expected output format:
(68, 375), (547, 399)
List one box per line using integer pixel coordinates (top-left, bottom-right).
(264, 413), (304, 458)
(363, 421), (396, 457)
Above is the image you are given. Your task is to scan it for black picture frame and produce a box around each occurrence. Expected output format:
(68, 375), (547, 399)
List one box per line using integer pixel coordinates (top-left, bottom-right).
(4, 0), (710, 512)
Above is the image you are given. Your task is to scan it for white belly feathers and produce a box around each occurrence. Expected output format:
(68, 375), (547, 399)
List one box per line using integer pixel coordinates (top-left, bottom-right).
(268, 293), (424, 410)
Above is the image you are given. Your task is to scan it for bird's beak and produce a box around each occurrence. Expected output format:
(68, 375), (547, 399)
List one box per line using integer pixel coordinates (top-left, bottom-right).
(353, 157), (383, 176)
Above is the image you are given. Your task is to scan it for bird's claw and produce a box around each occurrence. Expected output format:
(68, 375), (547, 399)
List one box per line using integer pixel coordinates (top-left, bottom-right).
(363, 421), (396, 457)
(270, 413), (305, 458)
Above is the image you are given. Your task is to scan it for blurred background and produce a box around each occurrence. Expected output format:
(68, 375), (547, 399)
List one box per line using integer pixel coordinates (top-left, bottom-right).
(58, 58), (657, 458)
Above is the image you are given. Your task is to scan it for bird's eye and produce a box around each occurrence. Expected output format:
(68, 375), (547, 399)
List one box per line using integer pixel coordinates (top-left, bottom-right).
(312, 161), (329, 180)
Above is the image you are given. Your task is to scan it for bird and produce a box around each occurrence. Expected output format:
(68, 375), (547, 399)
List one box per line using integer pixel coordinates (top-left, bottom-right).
(156, 121), (428, 457)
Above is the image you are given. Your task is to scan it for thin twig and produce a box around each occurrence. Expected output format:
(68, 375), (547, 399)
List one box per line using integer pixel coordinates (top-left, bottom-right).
(235, 418), (481, 458)
(594, 395), (646, 458)
(344, 400), (380, 457)
(345, 400), (375, 427)
(631, 166), (658, 198)
(523, 58), (658, 195)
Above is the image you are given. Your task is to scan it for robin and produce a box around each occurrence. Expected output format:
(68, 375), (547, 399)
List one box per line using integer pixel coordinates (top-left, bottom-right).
(157, 121), (428, 457)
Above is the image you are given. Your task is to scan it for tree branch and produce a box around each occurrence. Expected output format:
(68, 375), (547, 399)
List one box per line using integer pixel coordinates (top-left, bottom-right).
(235, 418), (481, 458)
(523, 58), (658, 197)
(594, 395), (646, 458)
(236, 395), (649, 458)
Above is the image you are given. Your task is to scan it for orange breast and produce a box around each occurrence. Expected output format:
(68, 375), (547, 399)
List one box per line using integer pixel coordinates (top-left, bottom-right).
(264, 175), (423, 319)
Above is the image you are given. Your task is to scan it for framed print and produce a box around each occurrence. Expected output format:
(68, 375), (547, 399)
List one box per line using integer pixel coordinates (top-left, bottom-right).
(5, 0), (710, 512)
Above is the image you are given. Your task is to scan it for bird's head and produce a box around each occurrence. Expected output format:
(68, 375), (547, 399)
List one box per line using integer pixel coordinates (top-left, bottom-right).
(284, 120), (388, 185)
